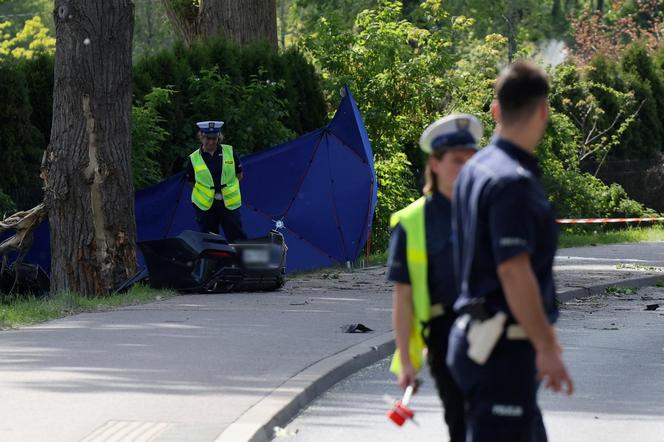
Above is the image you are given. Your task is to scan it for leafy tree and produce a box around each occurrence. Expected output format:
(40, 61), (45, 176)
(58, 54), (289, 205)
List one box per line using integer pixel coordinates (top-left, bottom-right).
(304, 0), (503, 249)
(302, 0), (655, 249)
(133, 0), (177, 59)
(570, 0), (663, 65)
(550, 62), (640, 169)
(618, 43), (664, 158)
(286, 0), (374, 41)
(0, 16), (55, 59)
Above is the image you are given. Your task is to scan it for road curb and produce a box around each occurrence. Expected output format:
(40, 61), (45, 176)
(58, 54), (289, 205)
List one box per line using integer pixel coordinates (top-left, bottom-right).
(214, 332), (395, 442)
(557, 273), (664, 302)
(216, 272), (664, 442)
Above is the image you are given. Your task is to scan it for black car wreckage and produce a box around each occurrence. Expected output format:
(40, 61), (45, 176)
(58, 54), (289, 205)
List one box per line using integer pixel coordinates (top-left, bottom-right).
(1, 230), (287, 297)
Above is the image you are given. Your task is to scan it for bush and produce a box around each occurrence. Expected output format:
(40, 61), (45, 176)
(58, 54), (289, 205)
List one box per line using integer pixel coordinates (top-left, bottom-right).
(0, 60), (44, 207)
(618, 43), (664, 159)
(0, 36), (326, 202)
(540, 92), (653, 219)
(132, 87), (172, 189)
(133, 38), (326, 175)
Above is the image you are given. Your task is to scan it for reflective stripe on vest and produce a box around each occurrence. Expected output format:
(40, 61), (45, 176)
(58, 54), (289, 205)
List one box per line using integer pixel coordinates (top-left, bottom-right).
(189, 144), (242, 210)
(389, 196), (431, 375)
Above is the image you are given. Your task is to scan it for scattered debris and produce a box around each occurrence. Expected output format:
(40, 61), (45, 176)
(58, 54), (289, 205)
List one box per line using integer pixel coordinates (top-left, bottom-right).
(615, 263), (664, 272)
(341, 323), (373, 333)
(273, 426), (298, 438)
(645, 304), (660, 311)
(605, 286), (638, 296)
(289, 300), (309, 306)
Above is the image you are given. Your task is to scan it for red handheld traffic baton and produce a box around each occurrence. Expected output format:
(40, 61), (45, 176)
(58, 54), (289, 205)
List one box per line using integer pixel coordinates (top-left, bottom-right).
(387, 384), (417, 426)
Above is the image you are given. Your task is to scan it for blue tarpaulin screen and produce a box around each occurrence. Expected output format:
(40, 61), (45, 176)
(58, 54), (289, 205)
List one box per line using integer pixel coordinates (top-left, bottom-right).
(5, 86), (377, 274)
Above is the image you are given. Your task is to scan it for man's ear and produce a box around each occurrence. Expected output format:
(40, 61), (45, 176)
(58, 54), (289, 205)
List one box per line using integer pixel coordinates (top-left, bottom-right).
(540, 100), (549, 121)
(490, 100), (500, 123)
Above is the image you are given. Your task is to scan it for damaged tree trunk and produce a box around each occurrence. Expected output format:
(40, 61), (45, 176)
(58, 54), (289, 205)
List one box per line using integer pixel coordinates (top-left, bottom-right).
(0, 204), (48, 260)
(43, 0), (137, 295)
(162, 0), (277, 48)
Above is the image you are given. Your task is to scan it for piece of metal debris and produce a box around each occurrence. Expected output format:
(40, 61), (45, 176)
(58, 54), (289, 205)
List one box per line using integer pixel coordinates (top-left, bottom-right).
(274, 426), (298, 438)
(289, 300), (309, 305)
(341, 323), (373, 333)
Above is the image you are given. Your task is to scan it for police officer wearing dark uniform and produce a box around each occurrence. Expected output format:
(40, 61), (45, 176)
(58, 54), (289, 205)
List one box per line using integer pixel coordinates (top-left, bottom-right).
(186, 120), (248, 242)
(387, 114), (483, 442)
(447, 61), (574, 442)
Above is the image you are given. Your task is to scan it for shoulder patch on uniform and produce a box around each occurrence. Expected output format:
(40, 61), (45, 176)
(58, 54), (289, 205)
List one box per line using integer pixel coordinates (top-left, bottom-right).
(492, 404), (523, 417)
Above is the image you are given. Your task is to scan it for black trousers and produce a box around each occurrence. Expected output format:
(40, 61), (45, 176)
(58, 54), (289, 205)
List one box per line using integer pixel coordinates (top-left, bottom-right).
(447, 322), (547, 442)
(426, 313), (466, 442)
(194, 201), (247, 242)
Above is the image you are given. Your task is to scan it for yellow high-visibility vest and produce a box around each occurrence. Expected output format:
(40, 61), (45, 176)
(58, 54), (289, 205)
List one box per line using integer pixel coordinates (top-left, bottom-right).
(190, 144), (241, 210)
(389, 196), (431, 375)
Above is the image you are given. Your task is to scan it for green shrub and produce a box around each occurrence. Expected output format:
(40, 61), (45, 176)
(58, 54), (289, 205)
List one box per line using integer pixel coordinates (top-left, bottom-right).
(0, 60), (43, 203)
(132, 87), (172, 189)
(133, 37), (326, 175)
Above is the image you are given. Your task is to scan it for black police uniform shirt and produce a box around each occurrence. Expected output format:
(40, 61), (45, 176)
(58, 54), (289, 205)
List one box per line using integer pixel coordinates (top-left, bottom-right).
(453, 137), (559, 322)
(186, 146), (243, 193)
(386, 192), (458, 308)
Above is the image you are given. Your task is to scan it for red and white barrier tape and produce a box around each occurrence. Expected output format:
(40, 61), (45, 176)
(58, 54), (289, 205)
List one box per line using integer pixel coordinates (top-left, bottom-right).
(557, 217), (664, 224)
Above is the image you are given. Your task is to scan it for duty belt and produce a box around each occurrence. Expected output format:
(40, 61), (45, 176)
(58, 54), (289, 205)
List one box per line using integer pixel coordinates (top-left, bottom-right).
(455, 313), (528, 340)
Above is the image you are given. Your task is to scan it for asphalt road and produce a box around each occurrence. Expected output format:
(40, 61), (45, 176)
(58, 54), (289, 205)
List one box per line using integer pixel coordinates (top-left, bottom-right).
(281, 285), (664, 442)
(2, 243), (664, 441)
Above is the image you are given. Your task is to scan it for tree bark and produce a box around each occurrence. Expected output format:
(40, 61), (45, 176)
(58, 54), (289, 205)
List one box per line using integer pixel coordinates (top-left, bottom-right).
(45, 0), (137, 295)
(162, 0), (277, 48)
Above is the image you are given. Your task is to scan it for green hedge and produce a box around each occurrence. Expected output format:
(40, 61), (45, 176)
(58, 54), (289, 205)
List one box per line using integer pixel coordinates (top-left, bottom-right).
(133, 38), (327, 175)
(0, 59), (44, 209)
(0, 38), (326, 206)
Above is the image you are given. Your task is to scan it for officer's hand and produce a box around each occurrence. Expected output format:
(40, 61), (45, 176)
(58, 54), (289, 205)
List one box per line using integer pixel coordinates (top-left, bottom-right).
(536, 346), (574, 396)
(398, 363), (418, 393)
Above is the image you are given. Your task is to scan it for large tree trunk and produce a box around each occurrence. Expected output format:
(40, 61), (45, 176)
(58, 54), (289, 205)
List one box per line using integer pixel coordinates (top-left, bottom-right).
(44, 0), (137, 295)
(162, 0), (277, 48)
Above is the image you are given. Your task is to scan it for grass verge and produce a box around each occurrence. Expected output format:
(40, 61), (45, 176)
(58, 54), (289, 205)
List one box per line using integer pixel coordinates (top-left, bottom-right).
(0, 284), (175, 329)
(559, 225), (664, 248)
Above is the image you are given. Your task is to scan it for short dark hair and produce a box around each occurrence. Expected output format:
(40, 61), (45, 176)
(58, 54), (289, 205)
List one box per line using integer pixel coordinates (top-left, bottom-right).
(495, 60), (549, 124)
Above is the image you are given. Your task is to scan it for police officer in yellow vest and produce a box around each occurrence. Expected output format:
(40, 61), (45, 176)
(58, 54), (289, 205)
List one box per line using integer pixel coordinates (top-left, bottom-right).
(186, 120), (247, 242)
(387, 114), (482, 442)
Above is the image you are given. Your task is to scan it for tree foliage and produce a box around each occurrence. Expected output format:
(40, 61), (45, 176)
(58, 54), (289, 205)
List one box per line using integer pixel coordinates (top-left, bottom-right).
(0, 60), (43, 207)
(302, 0), (657, 250)
(0, 16), (55, 59)
(133, 37), (325, 175)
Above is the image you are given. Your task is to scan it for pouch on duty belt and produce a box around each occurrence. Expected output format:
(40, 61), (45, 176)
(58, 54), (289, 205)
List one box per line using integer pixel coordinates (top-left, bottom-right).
(466, 311), (507, 365)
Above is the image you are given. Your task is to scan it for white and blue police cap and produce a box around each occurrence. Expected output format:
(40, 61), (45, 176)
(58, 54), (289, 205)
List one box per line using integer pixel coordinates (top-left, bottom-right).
(196, 120), (224, 137)
(419, 114), (483, 154)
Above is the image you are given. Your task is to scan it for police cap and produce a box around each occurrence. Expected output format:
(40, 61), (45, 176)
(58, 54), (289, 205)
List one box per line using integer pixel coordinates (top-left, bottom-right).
(196, 120), (224, 137)
(419, 114), (483, 154)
